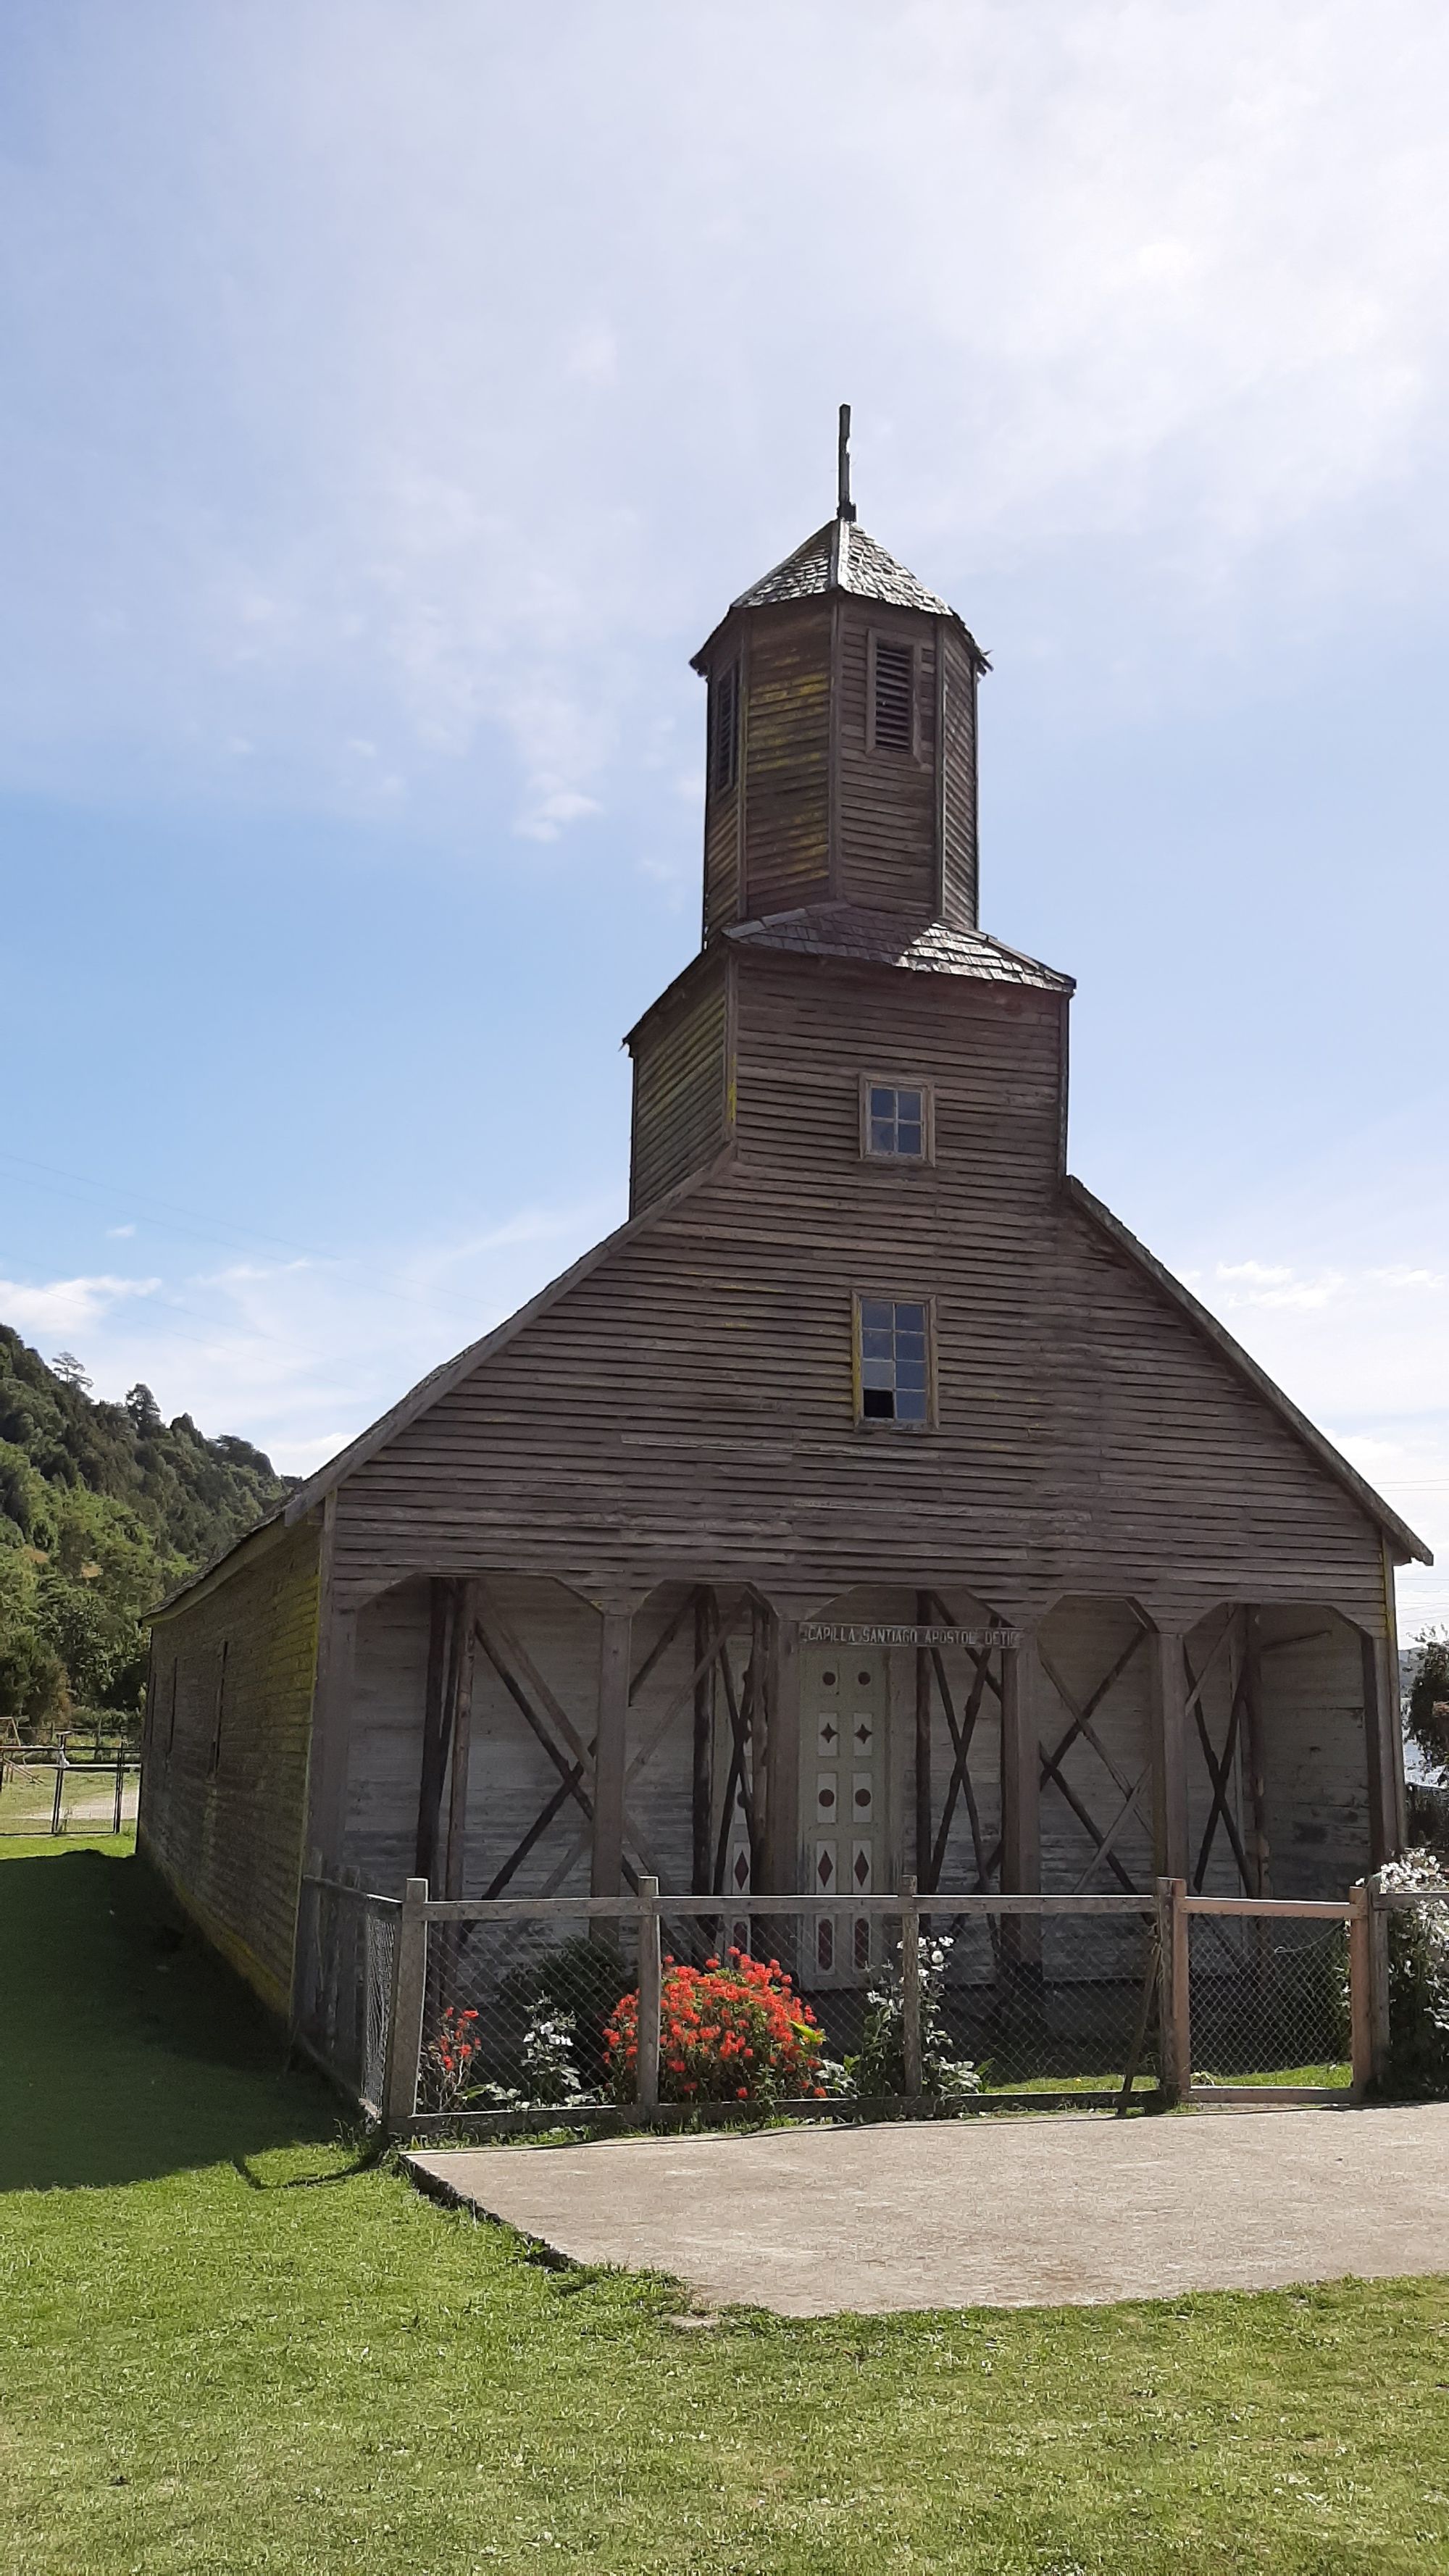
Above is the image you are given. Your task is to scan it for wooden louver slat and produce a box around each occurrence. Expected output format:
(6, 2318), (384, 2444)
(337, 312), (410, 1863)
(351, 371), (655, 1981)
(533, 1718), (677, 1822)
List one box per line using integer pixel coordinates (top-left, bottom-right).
(711, 660), (739, 793)
(872, 637), (914, 753)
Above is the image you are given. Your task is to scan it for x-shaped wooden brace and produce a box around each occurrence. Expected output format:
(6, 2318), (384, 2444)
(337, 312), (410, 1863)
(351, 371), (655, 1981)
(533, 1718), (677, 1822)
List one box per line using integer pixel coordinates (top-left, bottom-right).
(1033, 1625), (1151, 1893)
(920, 1589), (1001, 1894)
(707, 1596), (761, 1897)
(474, 1586), (759, 1901)
(1185, 1611), (1254, 1894)
(472, 1586), (663, 1898)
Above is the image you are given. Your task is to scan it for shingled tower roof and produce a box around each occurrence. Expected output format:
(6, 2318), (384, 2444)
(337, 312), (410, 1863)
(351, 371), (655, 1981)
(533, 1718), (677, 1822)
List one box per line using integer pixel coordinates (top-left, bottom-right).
(693, 405), (986, 672)
(729, 517), (956, 620)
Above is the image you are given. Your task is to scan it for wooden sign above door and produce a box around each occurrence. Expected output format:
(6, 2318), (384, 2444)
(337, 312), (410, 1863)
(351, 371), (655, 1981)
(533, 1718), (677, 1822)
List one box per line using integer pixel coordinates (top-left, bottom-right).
(801, 1622), (1022, 1650)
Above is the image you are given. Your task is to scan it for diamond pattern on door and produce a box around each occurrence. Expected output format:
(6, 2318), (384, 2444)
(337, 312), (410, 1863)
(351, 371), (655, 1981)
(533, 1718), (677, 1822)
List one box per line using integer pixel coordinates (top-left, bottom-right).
(803, 1646), (887, 1986)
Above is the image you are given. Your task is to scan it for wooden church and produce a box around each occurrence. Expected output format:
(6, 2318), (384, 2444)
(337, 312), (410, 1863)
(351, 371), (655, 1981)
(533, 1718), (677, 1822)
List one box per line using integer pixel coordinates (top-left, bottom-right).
(140, 420), (1428, 2020)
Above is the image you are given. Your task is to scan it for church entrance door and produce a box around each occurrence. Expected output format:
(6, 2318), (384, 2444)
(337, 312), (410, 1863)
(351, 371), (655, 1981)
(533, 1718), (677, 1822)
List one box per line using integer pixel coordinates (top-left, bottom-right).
(804, 1644), (889, 1985)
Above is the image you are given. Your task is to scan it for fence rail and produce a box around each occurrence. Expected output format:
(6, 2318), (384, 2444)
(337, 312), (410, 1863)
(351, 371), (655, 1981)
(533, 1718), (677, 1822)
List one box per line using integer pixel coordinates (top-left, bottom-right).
(291, 1870), (1440, 2136)
(0, 1751), (141, 1837)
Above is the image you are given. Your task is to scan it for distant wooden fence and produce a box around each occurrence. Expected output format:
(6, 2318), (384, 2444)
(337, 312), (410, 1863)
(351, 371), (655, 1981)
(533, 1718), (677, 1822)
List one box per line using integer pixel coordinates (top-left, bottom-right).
(0, 1749), (140, 1837)
(293, 1873), (1412, 2139)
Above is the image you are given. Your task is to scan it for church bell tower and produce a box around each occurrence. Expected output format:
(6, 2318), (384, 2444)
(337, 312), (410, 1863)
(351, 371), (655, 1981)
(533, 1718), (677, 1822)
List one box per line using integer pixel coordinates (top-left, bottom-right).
(690, 406), (988, 941)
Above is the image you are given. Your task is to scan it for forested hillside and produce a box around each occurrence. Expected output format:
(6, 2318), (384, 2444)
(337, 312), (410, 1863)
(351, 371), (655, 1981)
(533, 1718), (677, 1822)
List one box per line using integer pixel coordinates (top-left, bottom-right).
(0, 1326), (296, 1731)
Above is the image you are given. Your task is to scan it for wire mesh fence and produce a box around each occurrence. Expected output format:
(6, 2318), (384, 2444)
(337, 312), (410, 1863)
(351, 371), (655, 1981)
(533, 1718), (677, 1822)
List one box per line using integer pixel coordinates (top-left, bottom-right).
(293, 1878), (399, 2120)
(1374, 1881), (1449, 2098)
(1186, 1910), (1351, 2089)
(403, 1894), (1164, 2127)
(417, 1914), (640, 2115)
(295, 1875), (1397, 2132)
(0, 1754), (140, 1837)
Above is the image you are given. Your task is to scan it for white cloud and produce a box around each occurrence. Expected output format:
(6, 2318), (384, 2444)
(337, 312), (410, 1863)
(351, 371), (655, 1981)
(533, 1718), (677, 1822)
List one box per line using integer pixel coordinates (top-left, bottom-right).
(105, 1223), (137, 1239)
(39, 1194), (617, 1480)
(0, 1274), (161, 1336)
(4, 1), (1449, 829)
(1180, 1250), (1449, 1633)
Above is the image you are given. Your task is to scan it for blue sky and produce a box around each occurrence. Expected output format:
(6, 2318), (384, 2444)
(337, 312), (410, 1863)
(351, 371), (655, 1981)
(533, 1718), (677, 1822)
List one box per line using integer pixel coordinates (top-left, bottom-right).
(4, 1), (1449, 1628)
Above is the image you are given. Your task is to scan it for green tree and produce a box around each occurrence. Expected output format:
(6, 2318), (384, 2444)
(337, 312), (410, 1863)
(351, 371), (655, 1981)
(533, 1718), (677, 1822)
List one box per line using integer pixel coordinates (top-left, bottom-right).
(0, 1326), (296, 1735)
(1407, 1636), (1449, 1786)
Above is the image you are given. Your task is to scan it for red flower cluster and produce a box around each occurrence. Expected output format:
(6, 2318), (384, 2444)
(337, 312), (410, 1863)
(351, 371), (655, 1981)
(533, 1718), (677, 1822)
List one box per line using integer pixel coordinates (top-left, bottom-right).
(604, 1951), (826, 2104)
(423, 2004), (480, 2109)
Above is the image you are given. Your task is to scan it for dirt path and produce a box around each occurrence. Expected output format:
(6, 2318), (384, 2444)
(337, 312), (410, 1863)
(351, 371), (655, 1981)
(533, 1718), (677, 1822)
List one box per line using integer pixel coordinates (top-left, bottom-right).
(409, 2103), (1449, 2313)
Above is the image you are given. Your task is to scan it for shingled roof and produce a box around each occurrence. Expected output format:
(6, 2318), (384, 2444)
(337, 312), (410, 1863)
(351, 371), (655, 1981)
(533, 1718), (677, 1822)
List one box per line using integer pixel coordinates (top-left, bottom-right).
(724, 901), (1073, 992)
(694, 517), (985, 668)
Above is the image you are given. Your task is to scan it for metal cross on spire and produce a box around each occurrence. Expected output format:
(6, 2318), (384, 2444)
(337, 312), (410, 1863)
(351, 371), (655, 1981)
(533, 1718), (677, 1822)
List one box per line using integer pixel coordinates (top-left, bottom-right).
(837, 403), (856, 524)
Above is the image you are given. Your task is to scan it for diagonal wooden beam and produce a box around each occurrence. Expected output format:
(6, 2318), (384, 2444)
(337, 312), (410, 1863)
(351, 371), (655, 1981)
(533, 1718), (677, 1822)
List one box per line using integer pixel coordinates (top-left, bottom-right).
(472, 1610), (646, 1891)
(924, 1590), (1005, 1703)
(625, 1591), (749, 1789)
(483, 1764), (583, 1899)
(476, 1587), (593, 1774)
(926, 1649), (991, 1892)
(628, 1592), (695, 1703)
(1072, 1764), (1151, 1894)
(1037, 1627), (1148, 1803)
(1189, 1648), (1253, 1894)
(711, 1628), (759, 1895)
(1039, 1752), (1141, 1893)
(473, 1615), (593, 1815)
(1181, 1609), (1237, 1718)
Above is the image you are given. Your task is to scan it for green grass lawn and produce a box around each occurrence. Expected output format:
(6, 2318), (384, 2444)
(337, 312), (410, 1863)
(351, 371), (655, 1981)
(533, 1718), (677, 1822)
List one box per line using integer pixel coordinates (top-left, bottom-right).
(2, 1844), (1448, 2575)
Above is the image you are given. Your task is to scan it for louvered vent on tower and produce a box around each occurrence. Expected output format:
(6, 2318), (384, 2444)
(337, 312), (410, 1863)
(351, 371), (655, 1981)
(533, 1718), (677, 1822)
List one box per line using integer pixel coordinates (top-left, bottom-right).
(710, 659), (740, 792)
(870, 637), (914, 753)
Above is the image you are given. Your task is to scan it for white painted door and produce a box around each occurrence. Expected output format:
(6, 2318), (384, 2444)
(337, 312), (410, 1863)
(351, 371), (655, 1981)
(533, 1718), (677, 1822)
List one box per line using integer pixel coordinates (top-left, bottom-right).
(803, 1646), (889, 1983)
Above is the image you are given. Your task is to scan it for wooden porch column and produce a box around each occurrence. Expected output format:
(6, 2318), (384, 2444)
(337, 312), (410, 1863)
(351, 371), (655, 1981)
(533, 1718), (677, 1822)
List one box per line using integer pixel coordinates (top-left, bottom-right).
(1242, 1607), (1270, 1896)
(761, 1609), (802, 1894)
(691, 1588), (714, 1894)
(999, 1631), (1041, 1893)
(413, 1578), (452, 1885)
(591, 1604), (632, 1897)
(914, 1590), (932, 1886)
(443, 1580), (478, 1900)
(1361, 1625), (1403, 1869)
(1148, 1626), (1189, 1883)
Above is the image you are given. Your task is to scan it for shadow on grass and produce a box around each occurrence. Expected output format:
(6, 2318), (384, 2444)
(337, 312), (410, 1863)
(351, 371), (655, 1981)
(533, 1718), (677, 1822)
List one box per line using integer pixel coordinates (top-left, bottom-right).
(0, 1845), (344, 2193)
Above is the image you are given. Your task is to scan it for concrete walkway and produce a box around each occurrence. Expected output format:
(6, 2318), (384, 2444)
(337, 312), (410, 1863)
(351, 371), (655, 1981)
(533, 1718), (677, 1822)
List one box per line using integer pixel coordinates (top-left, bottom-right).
(408, 2103), (1449, 2314)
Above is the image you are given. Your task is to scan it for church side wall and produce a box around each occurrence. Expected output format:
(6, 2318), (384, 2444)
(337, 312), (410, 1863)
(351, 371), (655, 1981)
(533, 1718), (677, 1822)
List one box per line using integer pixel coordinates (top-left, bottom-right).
(139, 1518), (321, 2014)
(628, 955), (731, 1218)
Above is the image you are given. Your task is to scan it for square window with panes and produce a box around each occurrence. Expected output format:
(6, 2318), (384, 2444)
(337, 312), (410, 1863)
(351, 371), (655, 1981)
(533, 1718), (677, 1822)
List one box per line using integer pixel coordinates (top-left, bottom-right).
(862, 1079), (930, 1162)
(857, 1297), (931, 1425)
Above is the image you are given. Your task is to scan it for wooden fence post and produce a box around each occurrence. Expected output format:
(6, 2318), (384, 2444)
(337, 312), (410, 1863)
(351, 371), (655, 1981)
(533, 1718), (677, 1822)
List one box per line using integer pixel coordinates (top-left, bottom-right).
(1367, 1870), (1391, 2088)
(901, 1875), (923, 2098)
(51, 1746), (65, 1837)
(635, 1875), (661, 2110)
(383, 1878), (429, 2136)
(1156, 1876), (1190, 2104)
(112, 1746), (125, 1836)
(1348, 1881), (1372, 2102)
